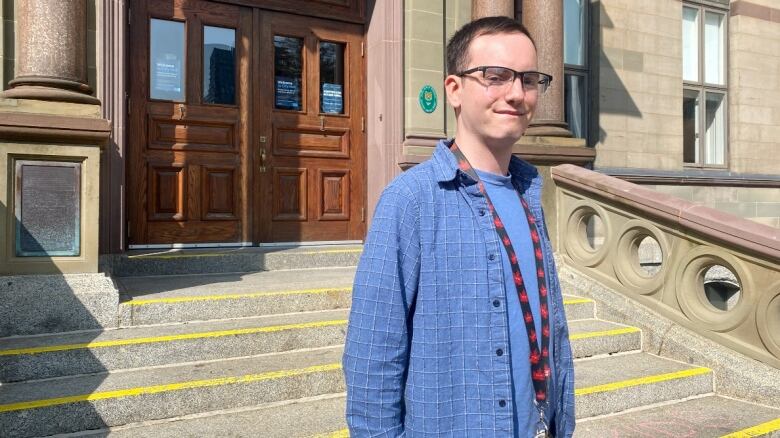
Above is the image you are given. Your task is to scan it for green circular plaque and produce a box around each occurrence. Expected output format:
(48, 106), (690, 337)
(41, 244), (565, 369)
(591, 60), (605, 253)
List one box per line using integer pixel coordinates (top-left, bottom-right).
(419, 85), (437, 113)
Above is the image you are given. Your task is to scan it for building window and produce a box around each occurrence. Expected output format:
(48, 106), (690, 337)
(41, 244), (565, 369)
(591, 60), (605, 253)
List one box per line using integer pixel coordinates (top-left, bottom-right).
(682, 2), (728, 167)
(564, 0), (588, 141)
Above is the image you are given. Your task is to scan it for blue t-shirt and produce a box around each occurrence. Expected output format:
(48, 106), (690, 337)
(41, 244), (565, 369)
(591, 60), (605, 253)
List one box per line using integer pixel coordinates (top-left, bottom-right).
(476, 169), (555, 437)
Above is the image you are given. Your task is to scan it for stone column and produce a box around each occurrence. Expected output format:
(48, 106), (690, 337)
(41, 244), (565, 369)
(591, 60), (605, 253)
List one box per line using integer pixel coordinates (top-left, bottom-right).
(472, 0), (513, 19)
(522, 0), (571, 137)
(2, 0), (99, 104)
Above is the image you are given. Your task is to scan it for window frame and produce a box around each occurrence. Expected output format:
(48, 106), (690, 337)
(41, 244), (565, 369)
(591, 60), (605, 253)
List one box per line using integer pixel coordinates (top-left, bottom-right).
(148, 16), (188, 103)
(201, 23), (239, 107)
(682, 1), (730, 170)
(563, 0), (590, 143)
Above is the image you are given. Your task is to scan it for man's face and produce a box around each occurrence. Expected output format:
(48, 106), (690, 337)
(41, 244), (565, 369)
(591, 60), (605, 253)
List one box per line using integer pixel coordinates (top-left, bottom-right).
(446, 32), (539, 148)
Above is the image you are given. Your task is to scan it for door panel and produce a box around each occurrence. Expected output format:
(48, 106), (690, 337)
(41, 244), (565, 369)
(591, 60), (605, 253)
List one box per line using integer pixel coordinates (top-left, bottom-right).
(272, 167), (308, 221)
(128, 0), (251, 245)
(255, 11), (365, 242)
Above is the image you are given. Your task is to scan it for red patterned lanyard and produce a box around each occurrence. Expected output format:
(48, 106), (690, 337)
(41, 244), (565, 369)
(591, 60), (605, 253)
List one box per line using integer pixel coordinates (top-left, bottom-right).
(450, 143), (551, 408)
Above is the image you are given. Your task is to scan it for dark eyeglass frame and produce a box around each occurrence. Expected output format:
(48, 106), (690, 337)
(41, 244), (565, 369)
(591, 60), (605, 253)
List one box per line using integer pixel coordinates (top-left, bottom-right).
(456, 66), (553, 92)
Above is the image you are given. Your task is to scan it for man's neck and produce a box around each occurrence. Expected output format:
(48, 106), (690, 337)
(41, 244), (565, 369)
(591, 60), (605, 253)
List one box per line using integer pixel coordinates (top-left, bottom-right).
(454, 133), (515, 176)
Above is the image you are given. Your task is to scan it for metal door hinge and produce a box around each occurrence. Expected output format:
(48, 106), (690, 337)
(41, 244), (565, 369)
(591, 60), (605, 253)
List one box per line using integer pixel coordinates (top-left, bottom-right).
(127, 8), (131, 25)
(361, 42), (364, 57)
(127, 221), (131, 239)
(361, 117), (365, 132)
(361, 207), (365, 222)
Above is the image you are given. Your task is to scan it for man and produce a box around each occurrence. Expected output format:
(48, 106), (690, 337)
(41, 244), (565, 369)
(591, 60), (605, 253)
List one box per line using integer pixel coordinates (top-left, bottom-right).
(343, 16), (575, 437)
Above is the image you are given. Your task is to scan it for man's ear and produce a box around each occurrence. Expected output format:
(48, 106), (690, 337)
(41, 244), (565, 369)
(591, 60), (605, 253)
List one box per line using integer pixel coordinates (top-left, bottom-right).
(444, 74), (462, 110)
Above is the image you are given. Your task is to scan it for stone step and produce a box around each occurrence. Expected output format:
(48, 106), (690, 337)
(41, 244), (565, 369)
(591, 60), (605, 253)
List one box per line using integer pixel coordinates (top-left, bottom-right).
(110, 245), (363, 277)
(116, 267), (357, 325)
(0, 346), (345, 438)
(574, 352), (713, 419)
(88, 395), (780, 438)
(0, 309), (349, 383)
(575, 395), (780, 437)
(1, 349), (711, 437)
(567, 319), (641, 359)
(116, 265), (595, 325)
(93, 394), (780, 438)
(76, 395), (349, 438)
(0, 312), (621, 383)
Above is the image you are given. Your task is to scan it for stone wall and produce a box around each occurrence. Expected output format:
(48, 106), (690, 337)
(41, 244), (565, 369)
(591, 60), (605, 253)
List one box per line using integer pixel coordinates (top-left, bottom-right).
(728, 5), (780, 174)
(593, 0), (684, 171)
(646, 185), (780, 228)
(404, 0), (470, 143)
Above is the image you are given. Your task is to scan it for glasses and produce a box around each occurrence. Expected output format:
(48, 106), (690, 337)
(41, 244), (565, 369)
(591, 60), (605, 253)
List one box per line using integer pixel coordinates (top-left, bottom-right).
(456, 66), (553, 94)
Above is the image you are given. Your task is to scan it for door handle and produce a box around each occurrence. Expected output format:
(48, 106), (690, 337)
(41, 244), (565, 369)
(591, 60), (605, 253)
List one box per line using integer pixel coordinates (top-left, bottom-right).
(259, 136), (267, 173)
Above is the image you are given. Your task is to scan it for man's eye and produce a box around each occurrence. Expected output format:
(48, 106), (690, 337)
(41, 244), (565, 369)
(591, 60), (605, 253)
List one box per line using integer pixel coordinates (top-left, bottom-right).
(523, 74), (541, 86)
(485, 75), (504, 83)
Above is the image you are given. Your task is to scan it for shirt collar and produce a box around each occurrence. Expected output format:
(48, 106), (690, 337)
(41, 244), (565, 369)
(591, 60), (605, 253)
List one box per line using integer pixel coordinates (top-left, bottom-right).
(432, 138), (539, 185)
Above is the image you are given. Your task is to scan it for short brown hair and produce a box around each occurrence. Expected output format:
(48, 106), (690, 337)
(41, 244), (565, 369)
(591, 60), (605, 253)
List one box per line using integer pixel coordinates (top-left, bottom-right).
(446, 16), (535, 75)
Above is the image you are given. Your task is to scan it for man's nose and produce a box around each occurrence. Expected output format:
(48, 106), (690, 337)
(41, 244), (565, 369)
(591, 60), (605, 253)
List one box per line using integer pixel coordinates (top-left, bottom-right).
(504, 77), (527, 102)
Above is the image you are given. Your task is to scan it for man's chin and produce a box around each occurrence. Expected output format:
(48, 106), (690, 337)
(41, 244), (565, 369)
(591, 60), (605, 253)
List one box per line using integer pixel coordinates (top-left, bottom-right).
(488, 130), (526, 146)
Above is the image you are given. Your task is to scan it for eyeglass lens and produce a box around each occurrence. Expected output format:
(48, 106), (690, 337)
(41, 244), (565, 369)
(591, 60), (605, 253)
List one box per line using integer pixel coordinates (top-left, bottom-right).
(483, 67), (548, 93)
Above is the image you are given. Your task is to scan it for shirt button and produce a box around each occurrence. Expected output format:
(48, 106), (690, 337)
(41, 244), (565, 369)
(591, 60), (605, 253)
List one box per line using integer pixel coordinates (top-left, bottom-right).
(493, 299), (501, 307)
(489, 254), (496, 261)
(499, 400), (507, 407)
(479, 209), (486, 216)
(496, 349), (504, 356)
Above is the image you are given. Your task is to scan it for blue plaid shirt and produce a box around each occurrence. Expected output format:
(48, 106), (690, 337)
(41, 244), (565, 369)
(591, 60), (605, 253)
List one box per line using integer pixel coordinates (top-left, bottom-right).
(343, 139), (575, 437)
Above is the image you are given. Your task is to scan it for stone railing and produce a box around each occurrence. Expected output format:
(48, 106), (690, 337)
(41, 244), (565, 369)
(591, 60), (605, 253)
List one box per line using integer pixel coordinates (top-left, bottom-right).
(552, 164), (780, 369)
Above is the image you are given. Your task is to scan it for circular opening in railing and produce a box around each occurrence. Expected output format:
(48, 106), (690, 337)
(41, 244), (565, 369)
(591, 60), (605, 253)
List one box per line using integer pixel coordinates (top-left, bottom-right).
(564, 202), (611, 268)
(702, 264), (741, 311)
(637, 235), (663, 277)
(580, 213), (605, 251)
(675, 247), (752, 331)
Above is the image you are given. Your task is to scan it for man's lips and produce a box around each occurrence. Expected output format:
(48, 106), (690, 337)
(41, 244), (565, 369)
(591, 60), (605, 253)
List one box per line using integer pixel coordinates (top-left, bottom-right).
(494, 109), (524, 116)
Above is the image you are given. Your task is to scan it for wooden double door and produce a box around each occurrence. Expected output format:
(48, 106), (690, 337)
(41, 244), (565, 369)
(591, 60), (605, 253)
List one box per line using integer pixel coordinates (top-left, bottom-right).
(128, 0), (365, 245)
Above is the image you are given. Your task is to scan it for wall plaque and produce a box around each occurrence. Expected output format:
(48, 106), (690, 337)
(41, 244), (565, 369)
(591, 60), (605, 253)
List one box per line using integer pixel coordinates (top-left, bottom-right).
(418, 85), (437, 114)
(14, 160), (81, 257)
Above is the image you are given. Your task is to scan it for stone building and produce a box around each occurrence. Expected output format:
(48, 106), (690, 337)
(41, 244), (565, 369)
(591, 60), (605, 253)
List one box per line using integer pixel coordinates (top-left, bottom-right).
(1, 0), (777, 269)
(2, 0), (778, 272)
(1, 2), (779, 436)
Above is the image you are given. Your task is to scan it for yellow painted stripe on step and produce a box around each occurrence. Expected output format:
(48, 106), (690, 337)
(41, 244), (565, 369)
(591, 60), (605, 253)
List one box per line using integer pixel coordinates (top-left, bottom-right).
(569, 327), (641, 341)
(127, 252), (236, 260)
(124, 287), (352, 305)
(312, 429), (350, 438)
(127, 248), (362, 260)
(0, 320), (348, 356)
(294, 249), (362, 255)
(720, 418), (780, 437)
(0, 363), (342, 413)
(575, 367), (711, 396)
(563, 298), (593, 305)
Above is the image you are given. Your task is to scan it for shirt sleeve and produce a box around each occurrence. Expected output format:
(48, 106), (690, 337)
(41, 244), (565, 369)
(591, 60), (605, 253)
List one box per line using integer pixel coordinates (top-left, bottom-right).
(343, 184), (421, 437)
